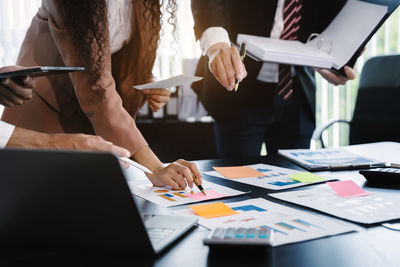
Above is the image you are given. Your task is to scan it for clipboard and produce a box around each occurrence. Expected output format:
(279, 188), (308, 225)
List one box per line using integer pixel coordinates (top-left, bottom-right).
(236, 0), (400, 76)
(337, 0), (400, 76)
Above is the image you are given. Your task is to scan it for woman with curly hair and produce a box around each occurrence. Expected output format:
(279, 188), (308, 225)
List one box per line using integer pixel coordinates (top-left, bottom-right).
(2, 0), (202, 189)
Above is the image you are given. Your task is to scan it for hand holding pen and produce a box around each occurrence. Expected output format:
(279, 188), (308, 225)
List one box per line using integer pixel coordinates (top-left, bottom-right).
(121, 157), (204, 193)
(207, 42), (247, 91)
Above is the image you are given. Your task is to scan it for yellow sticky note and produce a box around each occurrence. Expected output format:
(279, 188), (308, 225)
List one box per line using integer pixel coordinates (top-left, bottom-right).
(289, 172), (326, 183)
(213, 166), (265, 179)
(190, 202), (238, 219)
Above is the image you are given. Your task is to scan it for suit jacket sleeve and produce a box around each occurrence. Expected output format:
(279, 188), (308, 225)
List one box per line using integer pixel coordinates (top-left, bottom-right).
(191, 0), (227, 40)
(46, 0), (148, 155)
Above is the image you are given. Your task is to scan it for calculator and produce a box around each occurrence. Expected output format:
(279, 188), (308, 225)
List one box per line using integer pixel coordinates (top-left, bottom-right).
(204, 227), (274, 246)
(359, 167), (400, 186)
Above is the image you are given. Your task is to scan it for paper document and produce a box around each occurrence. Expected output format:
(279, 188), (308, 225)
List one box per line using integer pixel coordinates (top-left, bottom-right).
(278, 148), (384, 171)
(134, 74), (203, 90)
(204, 163), (334, 190)
(237, 0), (388, 69)
(128, 179), (247, 207)
(270, 185), (400, 224)
(340, 141), (400, 166)
(173, 198), (357, 246)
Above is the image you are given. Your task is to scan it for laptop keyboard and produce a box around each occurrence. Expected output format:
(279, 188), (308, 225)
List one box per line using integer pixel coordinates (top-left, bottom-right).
(147, 227), (176, 243)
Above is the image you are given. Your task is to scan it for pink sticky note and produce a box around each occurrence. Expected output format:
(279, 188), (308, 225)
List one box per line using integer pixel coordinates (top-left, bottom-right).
(327, 180), (372, 198)
(185, 190), (227, 201)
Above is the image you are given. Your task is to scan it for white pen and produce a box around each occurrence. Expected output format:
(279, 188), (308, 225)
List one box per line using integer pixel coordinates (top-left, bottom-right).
(119, 157), (153, 174)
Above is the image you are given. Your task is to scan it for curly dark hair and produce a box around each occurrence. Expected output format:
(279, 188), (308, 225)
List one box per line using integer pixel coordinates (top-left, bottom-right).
(54, 0), (177, 97)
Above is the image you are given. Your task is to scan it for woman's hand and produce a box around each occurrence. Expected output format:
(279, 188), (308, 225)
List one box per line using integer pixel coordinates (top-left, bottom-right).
(142, 88), (171, 112)
(0, 65), (36, 107)
(146, 159), (202, 190)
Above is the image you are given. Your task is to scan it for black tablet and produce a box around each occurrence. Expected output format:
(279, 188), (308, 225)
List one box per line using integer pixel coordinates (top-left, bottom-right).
(0, 66), (85, 79)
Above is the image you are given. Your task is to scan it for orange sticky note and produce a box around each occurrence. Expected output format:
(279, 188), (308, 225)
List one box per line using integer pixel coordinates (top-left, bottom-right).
(213, 166), (265, 179)
(189, 202), (238, 219)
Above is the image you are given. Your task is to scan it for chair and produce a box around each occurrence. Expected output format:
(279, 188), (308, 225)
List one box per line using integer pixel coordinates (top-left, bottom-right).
(312, 54), (400, 148)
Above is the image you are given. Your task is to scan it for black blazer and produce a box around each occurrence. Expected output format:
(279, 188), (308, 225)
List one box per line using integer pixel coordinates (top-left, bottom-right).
(192, 0), (346, 122)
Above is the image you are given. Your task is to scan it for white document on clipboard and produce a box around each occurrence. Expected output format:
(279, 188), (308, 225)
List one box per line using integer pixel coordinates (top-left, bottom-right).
(237, 0), (388, 69)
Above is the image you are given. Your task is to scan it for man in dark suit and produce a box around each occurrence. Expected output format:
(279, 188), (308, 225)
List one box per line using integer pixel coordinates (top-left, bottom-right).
(192, 0), (357, 158)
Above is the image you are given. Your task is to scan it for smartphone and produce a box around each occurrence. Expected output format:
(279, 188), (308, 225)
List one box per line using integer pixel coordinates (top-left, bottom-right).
(0, 66), (85, 79)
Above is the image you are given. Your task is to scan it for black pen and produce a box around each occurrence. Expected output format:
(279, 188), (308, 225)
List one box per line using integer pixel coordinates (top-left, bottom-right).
(234, 42), (247, 92)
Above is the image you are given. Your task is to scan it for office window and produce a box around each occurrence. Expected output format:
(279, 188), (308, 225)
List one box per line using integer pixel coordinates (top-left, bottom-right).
(316, 8), (400, 148)
(0, 1), (399, 148)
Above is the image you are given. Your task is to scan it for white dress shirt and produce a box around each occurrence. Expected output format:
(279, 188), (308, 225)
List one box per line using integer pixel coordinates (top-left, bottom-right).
(106, 0), (134, 54)
(199, 0), (286, 83)
(0, 120), (15, 148)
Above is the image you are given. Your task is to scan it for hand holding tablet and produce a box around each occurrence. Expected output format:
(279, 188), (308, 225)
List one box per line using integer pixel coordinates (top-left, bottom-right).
(0, 65), (84, 107)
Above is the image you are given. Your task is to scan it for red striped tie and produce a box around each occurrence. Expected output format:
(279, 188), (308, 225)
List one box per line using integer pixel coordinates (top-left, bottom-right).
(277, 0), (303, 100)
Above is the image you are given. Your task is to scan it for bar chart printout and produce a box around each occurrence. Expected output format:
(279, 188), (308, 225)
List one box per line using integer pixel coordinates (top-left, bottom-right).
(173, 198), (356, 246)
(128, 180), (247, 207)
(204, 163), (333, 190)
(270, 185), (400, 224)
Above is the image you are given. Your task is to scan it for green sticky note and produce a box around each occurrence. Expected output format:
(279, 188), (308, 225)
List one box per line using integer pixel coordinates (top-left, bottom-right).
(288, 172), (326, 183)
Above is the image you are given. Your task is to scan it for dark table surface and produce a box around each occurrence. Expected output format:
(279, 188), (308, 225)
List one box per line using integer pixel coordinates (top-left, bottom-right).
(2, 154), (400, 266)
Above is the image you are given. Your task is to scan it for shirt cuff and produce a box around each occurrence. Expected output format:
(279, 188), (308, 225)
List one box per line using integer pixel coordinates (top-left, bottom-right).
(0, 120), (15, 148)
(200, 27), (231, 56)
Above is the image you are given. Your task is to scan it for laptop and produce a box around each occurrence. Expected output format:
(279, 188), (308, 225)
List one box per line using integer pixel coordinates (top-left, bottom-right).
(0, 149), (197, 254)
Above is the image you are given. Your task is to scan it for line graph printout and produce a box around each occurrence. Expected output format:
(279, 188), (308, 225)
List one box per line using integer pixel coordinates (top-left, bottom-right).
(173, 198), (356, 246)
(270, 185), (400, 224)
(128, 180), (247, 207)
(204, 163), (334, 190)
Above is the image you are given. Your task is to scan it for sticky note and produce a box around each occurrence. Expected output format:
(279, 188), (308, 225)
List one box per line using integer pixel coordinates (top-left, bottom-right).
(185, 190), (227, 201)
(213, 166), (266, 179)
(288, 172), (326, 183)
(327, 180), (372, 198)
(190, 202), (238, 219)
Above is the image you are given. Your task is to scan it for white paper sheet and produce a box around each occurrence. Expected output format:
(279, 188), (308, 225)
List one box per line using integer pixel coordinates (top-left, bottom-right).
(342, 141), (400, 164)
(173, 198), (357, 246)
(270, 185), (400, 224)
(128, 179), (247, 207)
(203, 163), (334, 190)
(134, 74), (203, 90)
